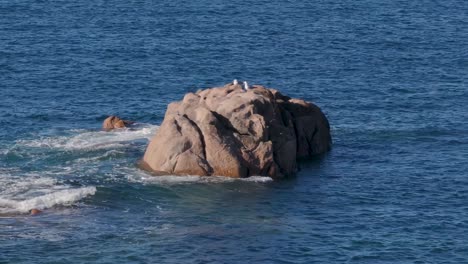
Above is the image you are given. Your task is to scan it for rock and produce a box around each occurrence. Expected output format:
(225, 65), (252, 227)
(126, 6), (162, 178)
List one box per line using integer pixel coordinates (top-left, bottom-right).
(141, 83), (331, 178)
(30, 209), (42, 215)
(102, 116), (133, 130)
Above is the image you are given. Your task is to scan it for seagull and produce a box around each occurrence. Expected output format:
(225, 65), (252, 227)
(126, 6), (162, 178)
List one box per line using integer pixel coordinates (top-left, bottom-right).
(243, 81), (249, 91)
(233, 79), (238, 85)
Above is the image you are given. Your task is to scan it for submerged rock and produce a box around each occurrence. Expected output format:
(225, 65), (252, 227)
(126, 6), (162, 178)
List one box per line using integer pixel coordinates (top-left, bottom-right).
(141, 83), (331, 178)
(102, 116), (133, 130)
(30, 209), (42, 215)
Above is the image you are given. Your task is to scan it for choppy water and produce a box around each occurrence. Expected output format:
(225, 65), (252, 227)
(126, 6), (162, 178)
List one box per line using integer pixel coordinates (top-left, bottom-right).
(1, 0), (468, 263)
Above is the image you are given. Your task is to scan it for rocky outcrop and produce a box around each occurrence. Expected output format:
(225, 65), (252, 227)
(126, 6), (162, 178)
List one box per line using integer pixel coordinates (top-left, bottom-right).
(102, 116), (133, 130)
(141, 83), (331, 178)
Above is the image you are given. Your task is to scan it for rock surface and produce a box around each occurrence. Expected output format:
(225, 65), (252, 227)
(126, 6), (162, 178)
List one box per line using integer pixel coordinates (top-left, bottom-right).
(102, 116), (133, 130)
(141, 83), (331, 178)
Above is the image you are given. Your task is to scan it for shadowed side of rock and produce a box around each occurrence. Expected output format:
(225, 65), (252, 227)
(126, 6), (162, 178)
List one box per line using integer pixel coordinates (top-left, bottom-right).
(141, 84), (331, 178)
(280, 98), (332, 158)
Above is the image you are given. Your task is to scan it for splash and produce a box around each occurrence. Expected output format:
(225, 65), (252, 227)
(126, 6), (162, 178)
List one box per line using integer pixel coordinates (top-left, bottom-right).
(15, 124), (159, 151)
(0, 171), (97, 215)
(0, 186), (96, 214)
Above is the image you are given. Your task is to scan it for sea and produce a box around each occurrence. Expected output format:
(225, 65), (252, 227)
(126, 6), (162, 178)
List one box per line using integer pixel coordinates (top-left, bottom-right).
(1, 0), (468, 263)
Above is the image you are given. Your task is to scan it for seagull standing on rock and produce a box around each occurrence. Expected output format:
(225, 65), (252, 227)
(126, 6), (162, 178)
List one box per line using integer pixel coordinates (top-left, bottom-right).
(233, 79), (238, 85)
(243, 81), (249, 91)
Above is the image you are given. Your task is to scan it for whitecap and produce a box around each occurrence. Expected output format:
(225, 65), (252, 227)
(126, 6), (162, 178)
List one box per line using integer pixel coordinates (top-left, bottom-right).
(0, 186), (96, 214)
(16, 124), (159, 151)
(0, 171), (97, 215)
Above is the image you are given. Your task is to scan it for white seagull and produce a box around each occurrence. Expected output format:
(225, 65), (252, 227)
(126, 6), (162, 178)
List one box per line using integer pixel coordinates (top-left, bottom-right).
(233, 79), (238, 85)
(243, 81), (249, 91)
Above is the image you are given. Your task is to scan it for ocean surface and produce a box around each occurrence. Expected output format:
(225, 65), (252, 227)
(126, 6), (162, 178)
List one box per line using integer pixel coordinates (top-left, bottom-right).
(1, 0), (468, 263)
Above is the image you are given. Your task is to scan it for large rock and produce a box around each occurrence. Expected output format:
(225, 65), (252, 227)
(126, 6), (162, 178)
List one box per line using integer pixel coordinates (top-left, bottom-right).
(141, 83), (331, 178)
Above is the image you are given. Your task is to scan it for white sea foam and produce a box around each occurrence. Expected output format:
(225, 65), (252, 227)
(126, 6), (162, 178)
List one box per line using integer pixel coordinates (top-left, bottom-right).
(0, 172), (96, 214)
(0, 186), (96, 214)
(239, 176), (274, 182)
(16, 124), (159, 151)
(127, 168), (273, 184)
(0, 174), (56, 194)
(73, 149), (125, 163)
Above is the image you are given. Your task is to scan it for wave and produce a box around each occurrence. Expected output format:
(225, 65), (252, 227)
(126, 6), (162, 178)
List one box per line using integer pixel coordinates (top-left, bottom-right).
(0, 172), (96, 215)
(15, 124), (159, 151)
(0, 186), (96, 214)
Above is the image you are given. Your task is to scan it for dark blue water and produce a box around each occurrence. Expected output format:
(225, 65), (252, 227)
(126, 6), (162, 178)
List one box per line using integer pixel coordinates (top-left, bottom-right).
(1, 0), (468, 263)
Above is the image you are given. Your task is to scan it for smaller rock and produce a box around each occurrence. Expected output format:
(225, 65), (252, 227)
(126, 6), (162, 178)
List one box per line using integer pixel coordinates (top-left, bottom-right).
(30, 209), (42, 216)
(102, 116), (134, 130)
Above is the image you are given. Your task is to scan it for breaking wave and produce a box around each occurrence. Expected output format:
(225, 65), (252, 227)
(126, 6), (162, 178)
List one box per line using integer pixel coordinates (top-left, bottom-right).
(0, 172), (96, 215)
(15, 124), (159, 151)
(0, 187), (96, 214)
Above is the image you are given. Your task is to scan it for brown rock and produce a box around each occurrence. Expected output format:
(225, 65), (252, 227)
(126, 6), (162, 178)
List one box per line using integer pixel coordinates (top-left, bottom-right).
(30, 209), (42, 215)
(102, 116), (134, 130)
(141, 83), (332, 178)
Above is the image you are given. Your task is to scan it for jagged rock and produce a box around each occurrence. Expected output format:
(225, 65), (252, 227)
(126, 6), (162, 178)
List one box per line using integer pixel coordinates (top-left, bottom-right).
(141, 83), (331, 178)
(102, 116), (133, 130)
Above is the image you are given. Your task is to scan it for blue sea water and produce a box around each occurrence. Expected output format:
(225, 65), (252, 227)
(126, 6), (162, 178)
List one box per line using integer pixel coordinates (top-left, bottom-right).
(1, 0), (468, 263)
